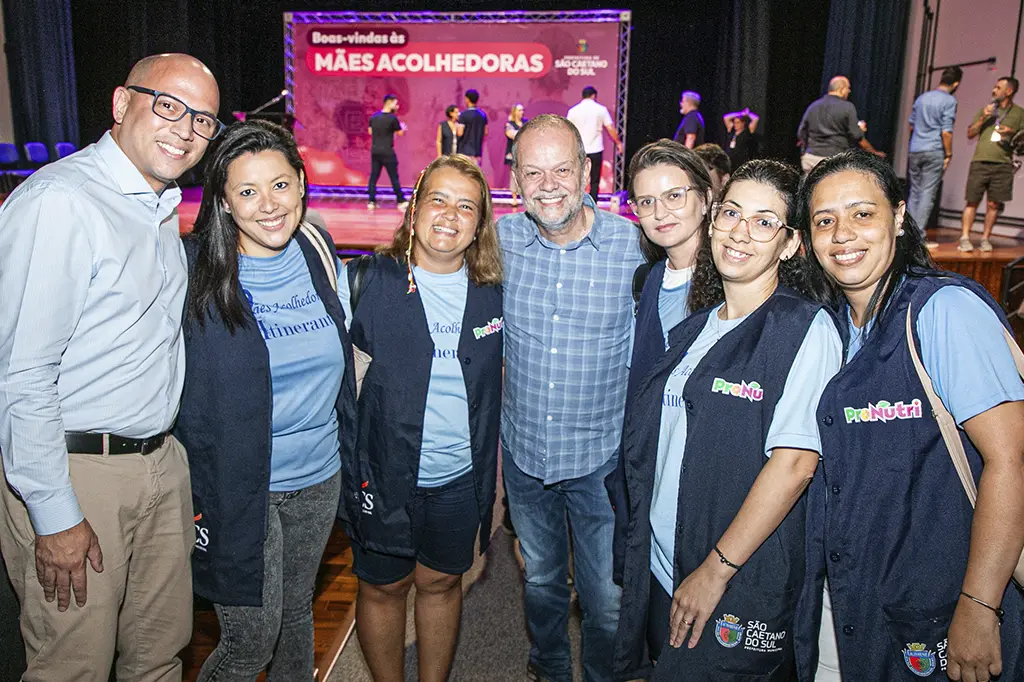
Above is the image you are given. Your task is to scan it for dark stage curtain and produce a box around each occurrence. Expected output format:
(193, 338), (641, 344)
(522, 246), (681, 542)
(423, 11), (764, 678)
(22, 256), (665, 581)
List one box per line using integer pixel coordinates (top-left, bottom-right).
(819, 0), (912, 156)
(714, 1), (770, 145)
(69, 0), (837, 173)
(3, 0), (79, 150)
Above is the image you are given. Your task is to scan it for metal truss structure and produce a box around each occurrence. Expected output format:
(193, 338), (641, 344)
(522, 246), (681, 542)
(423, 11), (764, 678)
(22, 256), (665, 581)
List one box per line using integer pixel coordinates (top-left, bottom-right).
(283, 9), (633, 195)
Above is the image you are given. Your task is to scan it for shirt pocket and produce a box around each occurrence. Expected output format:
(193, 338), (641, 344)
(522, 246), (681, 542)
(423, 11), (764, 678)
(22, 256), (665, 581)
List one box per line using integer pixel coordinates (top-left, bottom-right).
(882, 601), (954, 679)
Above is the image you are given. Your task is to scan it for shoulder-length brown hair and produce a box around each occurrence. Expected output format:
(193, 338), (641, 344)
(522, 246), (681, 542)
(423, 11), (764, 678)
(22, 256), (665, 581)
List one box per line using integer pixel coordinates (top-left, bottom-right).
(378, 154), (503, 287)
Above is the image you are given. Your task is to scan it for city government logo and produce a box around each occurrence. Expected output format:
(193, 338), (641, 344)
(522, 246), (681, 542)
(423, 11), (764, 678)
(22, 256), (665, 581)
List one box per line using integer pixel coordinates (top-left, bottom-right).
(903, 642), (937, 677)
(715, 614), (744, 648)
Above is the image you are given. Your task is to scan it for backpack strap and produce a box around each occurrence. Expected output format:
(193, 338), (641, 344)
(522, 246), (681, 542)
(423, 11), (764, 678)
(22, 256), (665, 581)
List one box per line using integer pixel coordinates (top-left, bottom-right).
(349, 254), (372, 312)
(905, 307), (1024, 586)
(632, 263), (651, 305)
(297, 222), (338, 292)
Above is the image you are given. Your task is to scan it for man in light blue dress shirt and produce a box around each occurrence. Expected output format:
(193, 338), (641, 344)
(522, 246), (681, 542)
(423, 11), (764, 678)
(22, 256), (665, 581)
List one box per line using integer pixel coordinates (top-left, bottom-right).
(499, 114), (644, 682)
(0, 54), (220, 681)
(907, 66), (961, 242)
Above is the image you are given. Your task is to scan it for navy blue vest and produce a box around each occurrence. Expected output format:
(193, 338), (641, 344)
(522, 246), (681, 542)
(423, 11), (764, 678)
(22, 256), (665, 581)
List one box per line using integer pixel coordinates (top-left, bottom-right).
(798, 273), (1023, 681)
(346, 255), (503, 556)
(611, 259), (671, 583)
(174, 227), (358, 607)
(614, 287), (823, 682)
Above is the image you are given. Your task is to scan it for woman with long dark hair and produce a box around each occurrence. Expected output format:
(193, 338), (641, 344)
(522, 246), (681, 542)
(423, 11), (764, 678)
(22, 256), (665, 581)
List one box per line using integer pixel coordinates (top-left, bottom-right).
(797, 150), (1024, 682)
(614, 160), (842, 681)
(174, 119), (357, 681)
(607, 140), (712, 579)
(348, 154), (503, 682)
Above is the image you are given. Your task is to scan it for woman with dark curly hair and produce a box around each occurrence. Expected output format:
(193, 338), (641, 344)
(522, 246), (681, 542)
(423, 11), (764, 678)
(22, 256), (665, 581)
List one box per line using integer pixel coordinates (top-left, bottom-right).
(613, 160), (842, 681)
(796, 151), (1023, 682)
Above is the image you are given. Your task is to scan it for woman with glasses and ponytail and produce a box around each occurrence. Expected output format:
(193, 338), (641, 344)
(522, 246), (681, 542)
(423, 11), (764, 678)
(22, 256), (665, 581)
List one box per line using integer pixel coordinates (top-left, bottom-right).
(347, 154), (504, 682)
(613, 160), (843, 681)
(796, 150), (1023, 682)
(607, 139), (712, 588)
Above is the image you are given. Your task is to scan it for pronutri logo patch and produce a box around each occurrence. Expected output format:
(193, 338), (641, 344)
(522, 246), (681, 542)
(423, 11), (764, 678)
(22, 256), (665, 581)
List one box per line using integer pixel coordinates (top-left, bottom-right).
(843, 399), (923, 424)
(473, 317), (503, 339)
(711, 377), (764, 402)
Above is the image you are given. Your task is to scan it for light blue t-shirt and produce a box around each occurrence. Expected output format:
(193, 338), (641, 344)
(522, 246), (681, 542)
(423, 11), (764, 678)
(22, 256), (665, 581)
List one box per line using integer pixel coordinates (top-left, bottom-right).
(908, 89), (957, 154)
(627, 262), (694, 366)
(650, 307), (842, 594)
(658, 264), (693, 350)
(414, 265), (473, 487)
(848, 286), (1024, 424)
(239, 239), (344, 492)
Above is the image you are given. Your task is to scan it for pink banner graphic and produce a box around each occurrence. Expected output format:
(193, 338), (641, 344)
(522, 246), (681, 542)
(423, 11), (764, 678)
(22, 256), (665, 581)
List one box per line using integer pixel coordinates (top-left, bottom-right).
(290, 18), (621, 191)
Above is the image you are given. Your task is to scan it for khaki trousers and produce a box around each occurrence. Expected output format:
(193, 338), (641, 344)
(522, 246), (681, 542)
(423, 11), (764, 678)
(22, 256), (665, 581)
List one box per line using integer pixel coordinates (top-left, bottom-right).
(0, 435), (194, 682)
(801, 152), (827, 174)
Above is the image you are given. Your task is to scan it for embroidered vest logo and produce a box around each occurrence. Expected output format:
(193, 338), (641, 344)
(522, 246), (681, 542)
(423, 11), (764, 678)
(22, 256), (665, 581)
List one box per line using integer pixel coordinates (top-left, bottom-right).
(714, 614), (744, 648)
(903, 642), (937, 677)
(843, 399), (923, 424)
(711, 377), (764, 402)
(473, 317), (503, 339)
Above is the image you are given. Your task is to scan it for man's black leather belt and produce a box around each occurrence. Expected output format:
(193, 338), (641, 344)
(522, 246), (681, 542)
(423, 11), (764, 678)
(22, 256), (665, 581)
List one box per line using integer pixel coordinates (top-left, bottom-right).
(65, 432), (168, 456)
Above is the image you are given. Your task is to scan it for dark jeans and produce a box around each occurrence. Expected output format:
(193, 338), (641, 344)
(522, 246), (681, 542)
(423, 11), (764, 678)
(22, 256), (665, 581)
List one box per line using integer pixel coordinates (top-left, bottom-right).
(368, 152), (405, 203)
(907, 150), (945, 234)
(503, 455), (621, 682)
(586, 151), (603, 202)
(197, 471), (341, 682)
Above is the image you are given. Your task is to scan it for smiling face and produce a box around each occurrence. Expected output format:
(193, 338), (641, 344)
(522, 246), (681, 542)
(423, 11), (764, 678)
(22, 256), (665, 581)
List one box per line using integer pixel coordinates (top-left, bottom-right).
(809, 170), (904, 302)
(711, 179), (799, 288)
(514, 124), (589, 235)
(224, 150), (305, 258)
(632, 164), (706, 256)
(412, 166), (482, 273)
(111, 56), (220, 193)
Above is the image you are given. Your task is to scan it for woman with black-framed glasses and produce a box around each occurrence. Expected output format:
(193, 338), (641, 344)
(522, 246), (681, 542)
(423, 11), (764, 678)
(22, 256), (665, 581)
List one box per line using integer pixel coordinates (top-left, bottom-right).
(613, 160), (842, 681)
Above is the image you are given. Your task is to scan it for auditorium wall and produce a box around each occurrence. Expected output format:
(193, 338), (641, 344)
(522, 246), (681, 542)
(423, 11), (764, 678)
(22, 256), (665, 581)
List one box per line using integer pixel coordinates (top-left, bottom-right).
(894, 0), (1024, 236)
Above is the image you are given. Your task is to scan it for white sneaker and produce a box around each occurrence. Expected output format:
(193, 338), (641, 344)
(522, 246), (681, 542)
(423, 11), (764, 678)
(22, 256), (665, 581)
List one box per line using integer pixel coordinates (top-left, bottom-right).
(957, 237), (974, 252)
(396, 201), (410, 212)
(925, 241), (939, 249)
(366, 201), (377, 211)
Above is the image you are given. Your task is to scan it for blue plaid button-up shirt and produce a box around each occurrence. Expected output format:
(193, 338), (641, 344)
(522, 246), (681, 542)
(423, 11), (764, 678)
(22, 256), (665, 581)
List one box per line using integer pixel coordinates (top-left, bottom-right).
(498, 195), (644, 484)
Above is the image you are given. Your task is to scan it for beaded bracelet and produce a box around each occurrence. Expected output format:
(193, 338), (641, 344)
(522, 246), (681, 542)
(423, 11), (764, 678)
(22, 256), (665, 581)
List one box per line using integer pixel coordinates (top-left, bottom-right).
(714, 546), (742, 571)
(960, 591), (1004, 625)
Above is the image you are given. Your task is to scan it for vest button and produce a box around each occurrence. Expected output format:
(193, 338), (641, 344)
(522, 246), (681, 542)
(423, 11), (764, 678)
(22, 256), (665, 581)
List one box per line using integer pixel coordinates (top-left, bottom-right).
(822, 415), (834, 426)
(685, 400), (694, 410)
(842, 625), (855, 636)
(831, 485), (841, 495)
(463, 357), (472, 365)
(829, 552), (841, 562)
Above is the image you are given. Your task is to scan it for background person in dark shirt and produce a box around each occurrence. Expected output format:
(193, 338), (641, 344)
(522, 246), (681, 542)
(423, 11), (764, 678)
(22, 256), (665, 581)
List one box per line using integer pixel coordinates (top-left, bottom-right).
(436, 105), (462, 158)
(797, 75), (884, 173)
(725, 114), (759, 169)
(672, 91), (705, 149)
(367, 93), (408, 211)
(457, 89), (488, 165)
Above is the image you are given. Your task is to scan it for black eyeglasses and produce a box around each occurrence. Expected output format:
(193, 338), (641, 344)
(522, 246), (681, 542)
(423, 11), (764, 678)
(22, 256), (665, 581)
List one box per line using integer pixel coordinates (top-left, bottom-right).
(127, 86), (225, 140)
